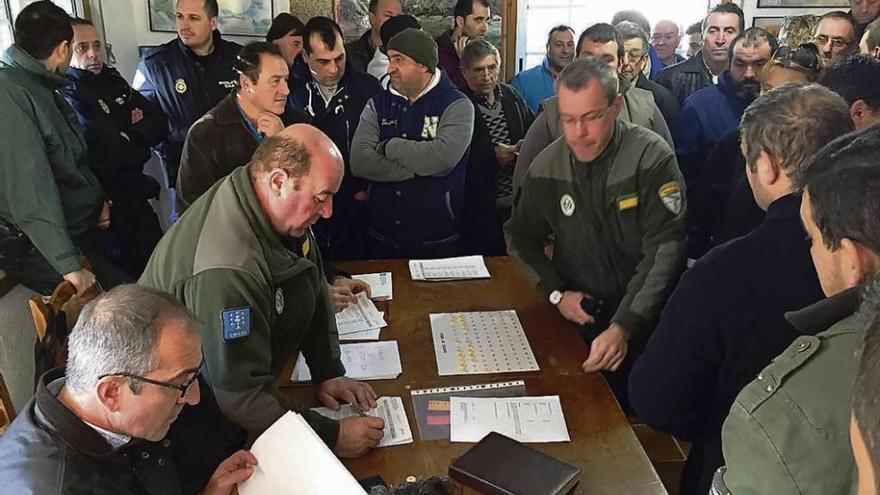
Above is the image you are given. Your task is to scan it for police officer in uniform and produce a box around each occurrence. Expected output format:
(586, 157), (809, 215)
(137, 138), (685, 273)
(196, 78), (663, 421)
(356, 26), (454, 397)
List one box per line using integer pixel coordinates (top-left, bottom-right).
(133, 0), (241, 189)
(505, 58), (686, 409)
(64, 18), (167, 278)
(712, 125), (880, 495)
(140, 125), (386, 460)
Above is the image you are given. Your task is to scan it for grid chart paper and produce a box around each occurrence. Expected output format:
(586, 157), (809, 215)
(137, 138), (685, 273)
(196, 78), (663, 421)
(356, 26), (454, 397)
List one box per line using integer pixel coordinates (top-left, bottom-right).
(430, 310), (539, 376)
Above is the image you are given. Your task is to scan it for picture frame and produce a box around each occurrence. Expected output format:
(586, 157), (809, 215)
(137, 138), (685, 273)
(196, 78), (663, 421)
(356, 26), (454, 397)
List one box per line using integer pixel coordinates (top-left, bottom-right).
(755, 0), (848, 8)
(752, 16), (785, 29)
(148, 0), (275, 37)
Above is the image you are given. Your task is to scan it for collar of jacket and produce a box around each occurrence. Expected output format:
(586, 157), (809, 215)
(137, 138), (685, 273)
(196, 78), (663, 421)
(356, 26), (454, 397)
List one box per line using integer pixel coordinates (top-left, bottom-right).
(356, 29), (375, 56)
(34, 368), (150, 458)
(764, 193), (801, 223)
(65, 64), (121, 84)
(681, 49), (711, 75)
(0, 45), (69, 88)
(389, 68), (443, 102)
(436, 29), (457, 56)
(212, 93), (247, 125)
(786, 285), (862, 335)
(227, 166), (316, 279)
(463, 82), (503, 107)
(176, 29), (225, 62)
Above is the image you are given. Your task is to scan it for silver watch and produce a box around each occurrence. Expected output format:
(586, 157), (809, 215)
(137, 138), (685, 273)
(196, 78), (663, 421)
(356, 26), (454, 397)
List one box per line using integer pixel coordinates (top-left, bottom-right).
(549, 289), (564, 305)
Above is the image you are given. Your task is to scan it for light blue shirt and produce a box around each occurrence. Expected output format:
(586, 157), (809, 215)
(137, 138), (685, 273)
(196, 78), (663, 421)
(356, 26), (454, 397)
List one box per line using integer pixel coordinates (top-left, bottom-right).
(510, 57), (556, 112)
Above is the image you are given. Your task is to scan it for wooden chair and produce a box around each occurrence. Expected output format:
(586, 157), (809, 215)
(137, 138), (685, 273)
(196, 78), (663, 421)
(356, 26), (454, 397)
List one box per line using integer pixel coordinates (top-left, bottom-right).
(0, 371), (14, 435)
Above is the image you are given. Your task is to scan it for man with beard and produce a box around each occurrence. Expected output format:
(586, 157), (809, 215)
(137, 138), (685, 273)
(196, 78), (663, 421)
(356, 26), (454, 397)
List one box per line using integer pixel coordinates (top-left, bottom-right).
(436, 0), (491, 88)
(511, 25), (576, 112)
(672, 28), (776, 206)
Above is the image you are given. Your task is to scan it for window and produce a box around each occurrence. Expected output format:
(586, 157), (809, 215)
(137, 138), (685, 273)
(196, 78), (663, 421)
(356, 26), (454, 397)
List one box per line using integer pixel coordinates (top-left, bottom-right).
(1, 0), (81, 52)
(517, 0), (710, 71)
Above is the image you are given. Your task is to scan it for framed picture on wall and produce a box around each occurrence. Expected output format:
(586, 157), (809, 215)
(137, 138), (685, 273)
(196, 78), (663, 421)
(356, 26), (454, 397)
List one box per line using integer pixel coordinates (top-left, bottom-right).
(752, 16), (785, 28)
(149, 0), (275, 37)
(756, 0), (847, 7)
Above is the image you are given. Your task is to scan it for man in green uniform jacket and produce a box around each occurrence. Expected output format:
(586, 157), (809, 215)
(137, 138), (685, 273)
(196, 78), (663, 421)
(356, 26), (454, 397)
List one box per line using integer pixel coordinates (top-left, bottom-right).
(140, 124), (385, 459)
(712, 125), (880, 495)
(0, 1), (128, 295)
(505, 57), (686, 408)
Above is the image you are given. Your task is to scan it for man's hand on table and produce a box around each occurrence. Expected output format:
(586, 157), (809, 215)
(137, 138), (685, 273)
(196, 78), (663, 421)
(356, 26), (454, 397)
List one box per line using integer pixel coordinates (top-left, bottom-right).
(581, 323), (629, 373)
(330, 277), (372, 313)
(334, 416), (385, 458)
(318, 376), (378, 410)
(201, 449), (258, 495)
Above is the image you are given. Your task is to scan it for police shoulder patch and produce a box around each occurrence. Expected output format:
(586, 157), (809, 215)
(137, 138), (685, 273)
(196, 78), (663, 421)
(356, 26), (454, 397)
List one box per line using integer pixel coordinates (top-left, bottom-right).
(658, 181), (683, 215)
(221, 307), (251, 341)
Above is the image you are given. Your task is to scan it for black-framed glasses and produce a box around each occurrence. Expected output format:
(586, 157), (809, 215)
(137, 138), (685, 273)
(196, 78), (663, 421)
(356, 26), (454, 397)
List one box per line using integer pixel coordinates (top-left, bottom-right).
(772, 43), (822, 72)
(98, 358), (203, 400)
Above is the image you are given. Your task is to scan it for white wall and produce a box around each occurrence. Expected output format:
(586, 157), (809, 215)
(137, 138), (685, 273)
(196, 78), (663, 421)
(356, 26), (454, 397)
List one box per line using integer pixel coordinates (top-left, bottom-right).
(92, 0), (290, 82)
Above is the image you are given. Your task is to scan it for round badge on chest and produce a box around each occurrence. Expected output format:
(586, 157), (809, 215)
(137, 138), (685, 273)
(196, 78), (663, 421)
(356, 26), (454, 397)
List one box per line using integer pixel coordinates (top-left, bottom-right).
(560, 193), (575, 217)
(275, 288), (284, 315)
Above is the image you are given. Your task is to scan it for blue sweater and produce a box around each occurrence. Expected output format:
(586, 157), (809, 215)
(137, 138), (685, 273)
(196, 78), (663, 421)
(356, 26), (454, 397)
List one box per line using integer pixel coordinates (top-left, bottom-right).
(510, 58), (556, 112)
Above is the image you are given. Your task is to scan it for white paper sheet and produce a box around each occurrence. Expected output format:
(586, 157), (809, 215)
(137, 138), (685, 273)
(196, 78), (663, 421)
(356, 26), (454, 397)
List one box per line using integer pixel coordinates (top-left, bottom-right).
(291, 341), (402, 382)
(449, 396), (571, 443)
(311, 396), (413, 447)
(408, 255), (490, 281)
(336, 292), (387, 336)
(352, 272), (393, 300)
(237, 412), (367, 495)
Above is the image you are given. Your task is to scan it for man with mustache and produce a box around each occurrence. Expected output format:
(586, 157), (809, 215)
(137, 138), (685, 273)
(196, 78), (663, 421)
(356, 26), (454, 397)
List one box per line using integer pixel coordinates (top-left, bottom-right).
(0, 284), (257, 494)
(176, 42), (308, 213)
(141, 125), (385, 461)
(672, 28), (775, 211)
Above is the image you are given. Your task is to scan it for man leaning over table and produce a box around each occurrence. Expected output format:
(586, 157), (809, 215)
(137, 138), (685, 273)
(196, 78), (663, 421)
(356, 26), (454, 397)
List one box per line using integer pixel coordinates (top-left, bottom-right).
(140, 124), (385, 461)
(505, 57), (686, 410)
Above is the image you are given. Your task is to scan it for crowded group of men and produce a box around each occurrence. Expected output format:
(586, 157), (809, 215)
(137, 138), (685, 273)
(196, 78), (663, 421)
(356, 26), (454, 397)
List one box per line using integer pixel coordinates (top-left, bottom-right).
(1, 0), (880, 493)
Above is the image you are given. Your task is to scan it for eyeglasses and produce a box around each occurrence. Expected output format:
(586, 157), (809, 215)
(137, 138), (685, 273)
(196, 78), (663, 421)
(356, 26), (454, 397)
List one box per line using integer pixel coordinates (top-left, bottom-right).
(561, 102), (615, 126)
(812, 34), (852, 50)
(772, 44), (822, 71)
(98, 358), (204, 400)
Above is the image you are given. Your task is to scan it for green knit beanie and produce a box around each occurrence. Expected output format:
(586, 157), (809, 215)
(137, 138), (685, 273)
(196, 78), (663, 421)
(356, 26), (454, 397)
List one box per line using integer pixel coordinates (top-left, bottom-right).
(386, 28), (438, 73)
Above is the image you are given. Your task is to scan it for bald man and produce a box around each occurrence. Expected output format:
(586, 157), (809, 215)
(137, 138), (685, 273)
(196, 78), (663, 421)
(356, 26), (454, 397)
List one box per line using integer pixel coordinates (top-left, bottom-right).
(141, 125), (385, 461)
(652, 20), (684, 67)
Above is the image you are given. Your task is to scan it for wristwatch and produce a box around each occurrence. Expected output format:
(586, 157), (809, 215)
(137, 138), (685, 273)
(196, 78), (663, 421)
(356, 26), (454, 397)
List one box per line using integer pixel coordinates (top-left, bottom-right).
(549, 289), (564, 305)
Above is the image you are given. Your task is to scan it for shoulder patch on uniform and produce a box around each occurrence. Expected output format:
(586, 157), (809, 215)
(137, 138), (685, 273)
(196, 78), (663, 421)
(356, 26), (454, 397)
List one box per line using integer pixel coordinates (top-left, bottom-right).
(221, 307), (251, 341)
(658, 181), (683, 215)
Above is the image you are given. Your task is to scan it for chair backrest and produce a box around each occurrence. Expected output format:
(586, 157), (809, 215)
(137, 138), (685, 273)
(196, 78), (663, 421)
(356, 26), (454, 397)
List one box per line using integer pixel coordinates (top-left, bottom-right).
(0, 371), (14, 435)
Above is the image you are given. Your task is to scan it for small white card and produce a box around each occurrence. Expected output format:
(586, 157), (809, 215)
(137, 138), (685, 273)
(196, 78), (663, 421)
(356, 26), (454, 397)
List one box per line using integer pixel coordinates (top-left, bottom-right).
(312, 396), (413, 447)
(352, 272), (393, 300)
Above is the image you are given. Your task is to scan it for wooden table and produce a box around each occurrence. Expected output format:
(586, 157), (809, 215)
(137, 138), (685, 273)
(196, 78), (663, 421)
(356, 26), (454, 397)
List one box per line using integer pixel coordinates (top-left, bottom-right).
(281, 257), (666, 495)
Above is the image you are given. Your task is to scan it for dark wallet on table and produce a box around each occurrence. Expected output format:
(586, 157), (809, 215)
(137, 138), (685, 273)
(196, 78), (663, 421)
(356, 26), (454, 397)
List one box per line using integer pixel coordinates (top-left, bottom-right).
(448, 432), (581, 495)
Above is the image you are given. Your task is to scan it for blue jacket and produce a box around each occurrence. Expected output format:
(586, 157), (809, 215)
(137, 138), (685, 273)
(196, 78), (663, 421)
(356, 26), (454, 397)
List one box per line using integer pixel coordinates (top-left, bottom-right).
(367, 74), (470, 255)
(133, 31), (241, 184)
(629, 193), (824, 495)
(510, 57), (556, 112)
(672, 70), (750, 198)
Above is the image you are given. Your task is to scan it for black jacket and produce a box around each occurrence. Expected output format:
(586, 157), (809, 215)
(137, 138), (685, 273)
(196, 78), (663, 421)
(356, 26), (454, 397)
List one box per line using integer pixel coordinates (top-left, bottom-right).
(461, 83), (534, 255)
(176, 93), (309, 212)
(628, 194), (824, 495)
(0, 369), (183, 494)
(344, 30), (374, 74)
(64, 65), (167, 201)
(635, 72), (680, 124)
(655, 50), (712, 105)
(134, 31), (241, 184)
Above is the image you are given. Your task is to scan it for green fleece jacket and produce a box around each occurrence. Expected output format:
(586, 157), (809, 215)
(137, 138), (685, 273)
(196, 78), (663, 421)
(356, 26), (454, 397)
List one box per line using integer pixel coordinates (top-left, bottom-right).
(0, 45), (103, 275)
(505, 120), (686, 340)
(139, 166), (344, 446)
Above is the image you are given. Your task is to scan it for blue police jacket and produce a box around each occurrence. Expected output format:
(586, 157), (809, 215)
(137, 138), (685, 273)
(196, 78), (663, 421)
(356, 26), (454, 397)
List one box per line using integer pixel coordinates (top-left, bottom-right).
(133, 30), (241, 184)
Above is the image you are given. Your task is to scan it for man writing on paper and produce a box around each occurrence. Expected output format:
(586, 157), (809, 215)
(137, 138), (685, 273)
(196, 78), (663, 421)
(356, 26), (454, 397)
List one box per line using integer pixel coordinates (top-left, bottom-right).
(505, 58), (686, 410)
(140, 124), (385, 459)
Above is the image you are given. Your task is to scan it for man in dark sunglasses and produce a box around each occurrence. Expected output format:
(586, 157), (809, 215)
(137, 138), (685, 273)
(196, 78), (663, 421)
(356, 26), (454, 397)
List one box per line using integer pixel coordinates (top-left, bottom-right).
(0, 284), (257, 494)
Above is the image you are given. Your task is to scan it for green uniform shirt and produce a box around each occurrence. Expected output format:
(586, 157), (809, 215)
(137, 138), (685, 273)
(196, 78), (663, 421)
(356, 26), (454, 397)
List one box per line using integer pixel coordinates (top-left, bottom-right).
(716, 288), (862, 495)
(505, 120), (686, 339)
(0, 45), (103, 275)
(140, 166), (344, 446)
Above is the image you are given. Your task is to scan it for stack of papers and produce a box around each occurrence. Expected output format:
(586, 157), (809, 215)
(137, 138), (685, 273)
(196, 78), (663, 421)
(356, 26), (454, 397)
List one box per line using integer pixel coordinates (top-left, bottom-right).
(291, 341), (402, 382)
(449, 396), (571, 443)
(409, 255), (490, 281)
(351, 272), (393, 300)
(336, 292), (386, 341)
(238, 412), (367, 495)
(312, 396), (413, 447)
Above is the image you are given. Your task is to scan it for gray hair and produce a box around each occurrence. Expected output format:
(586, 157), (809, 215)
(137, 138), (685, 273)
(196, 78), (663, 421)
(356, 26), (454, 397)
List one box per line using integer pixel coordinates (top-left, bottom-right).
(615, 21), (649, 56)
(556, 57), (619, 104)
(740, 82), (852, 183)
(460, 38), (500, 69)
(247, 134), (313, 182)
(65, 285), (200, 394)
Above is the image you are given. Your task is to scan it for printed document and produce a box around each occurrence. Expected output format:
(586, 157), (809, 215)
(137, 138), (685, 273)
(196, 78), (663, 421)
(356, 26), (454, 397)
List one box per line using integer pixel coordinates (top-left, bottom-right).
(291, 341), (402, 382)
(409, 256), (490, 281)
(352, 272), (393, 300)
(312, 396), (413, 447)
(449, 396), (571, 443)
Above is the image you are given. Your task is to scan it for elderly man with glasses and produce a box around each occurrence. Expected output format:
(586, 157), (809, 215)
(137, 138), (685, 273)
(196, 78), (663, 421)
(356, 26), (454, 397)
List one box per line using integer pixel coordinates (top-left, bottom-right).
(813, 11), (859, 68)
(0, 284), (257, 494)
